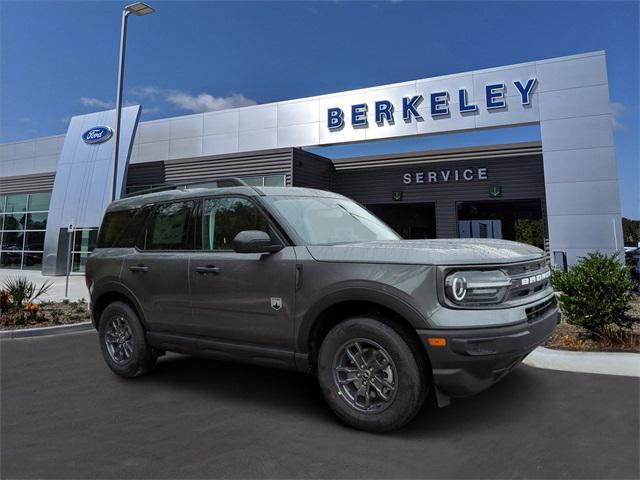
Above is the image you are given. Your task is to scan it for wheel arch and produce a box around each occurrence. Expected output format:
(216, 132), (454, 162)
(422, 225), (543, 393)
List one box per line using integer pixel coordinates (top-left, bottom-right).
(91, 283), (147, 331)
(298, 288), (431, 373)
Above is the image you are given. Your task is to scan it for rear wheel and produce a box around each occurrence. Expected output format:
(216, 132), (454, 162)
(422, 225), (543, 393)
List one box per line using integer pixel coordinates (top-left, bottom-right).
(317, 316), (428, 432)
(98, 301), (156, 378)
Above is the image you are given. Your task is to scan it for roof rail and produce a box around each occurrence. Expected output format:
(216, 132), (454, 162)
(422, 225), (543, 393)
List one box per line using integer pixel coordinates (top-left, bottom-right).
(181, 177), (250, 189)
(122, 177), (256, 199)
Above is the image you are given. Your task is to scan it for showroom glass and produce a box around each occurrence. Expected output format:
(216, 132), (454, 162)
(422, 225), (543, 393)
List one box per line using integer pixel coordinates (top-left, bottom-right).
(202, 197), (269, 250)
(267, 196), (400, 245)
(143, 201), (195, 250)
(0, 192), (51, 270)
(71, 228), (99, 273)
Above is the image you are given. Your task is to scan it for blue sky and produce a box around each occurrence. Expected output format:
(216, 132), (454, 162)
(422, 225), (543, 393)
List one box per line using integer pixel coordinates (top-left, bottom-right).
(1, 1), (638, 217)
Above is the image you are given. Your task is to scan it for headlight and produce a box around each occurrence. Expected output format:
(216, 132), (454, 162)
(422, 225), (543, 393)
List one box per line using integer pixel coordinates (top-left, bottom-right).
(444, 270), (512, 306)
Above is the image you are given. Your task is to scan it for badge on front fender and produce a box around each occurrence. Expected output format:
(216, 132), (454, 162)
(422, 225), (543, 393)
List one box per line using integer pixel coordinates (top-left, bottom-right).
(270, 297), (282, 311)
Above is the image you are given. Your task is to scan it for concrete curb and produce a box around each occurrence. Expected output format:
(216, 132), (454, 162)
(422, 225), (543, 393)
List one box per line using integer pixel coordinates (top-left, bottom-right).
(524, 346), (640, 378)
(0, 321), (93, 339)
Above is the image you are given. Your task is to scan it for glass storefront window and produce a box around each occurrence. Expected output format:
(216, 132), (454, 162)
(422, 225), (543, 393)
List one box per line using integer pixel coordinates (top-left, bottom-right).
(0, 251), (23, 269)
(71, 228), (99, 273)
(1, 231), (25, 250)
(27, 192), (51, 212)
(263, 175), (286, 186)
(71, 252), (90, 273)
(2, 213), (26, 230)
(22, 252), (43, 270)
(0, 191), (51, 271)
(5, 194), (28, 213)
(242, 176), (265, 187)
(25, 231), (45, 251)
(27, 212), (47, 230)
(73, 229), (98, 252)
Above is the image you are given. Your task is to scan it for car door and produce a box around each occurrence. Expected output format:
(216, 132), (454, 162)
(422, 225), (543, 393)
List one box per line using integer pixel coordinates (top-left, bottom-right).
(120, 200), (195, 333)
(188, 195), (296, 349)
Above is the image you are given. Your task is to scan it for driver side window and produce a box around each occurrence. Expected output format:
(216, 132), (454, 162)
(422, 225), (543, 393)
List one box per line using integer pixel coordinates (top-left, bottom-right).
(202, 197), (269, 250)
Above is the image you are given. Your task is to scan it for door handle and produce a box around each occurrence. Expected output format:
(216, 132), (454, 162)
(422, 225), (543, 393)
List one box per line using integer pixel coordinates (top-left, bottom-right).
(196, 265), (221, 275)
(129, 265), (149, 273)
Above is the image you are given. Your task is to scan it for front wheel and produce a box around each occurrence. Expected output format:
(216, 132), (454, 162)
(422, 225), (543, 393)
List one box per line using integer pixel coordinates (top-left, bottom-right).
(317, 317), (428, 432)
(98, 301), (156, 378)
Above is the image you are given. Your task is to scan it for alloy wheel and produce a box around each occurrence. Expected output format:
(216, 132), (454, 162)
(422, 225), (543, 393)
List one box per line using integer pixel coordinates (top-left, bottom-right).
(104, 315), (134, 365)
(332, 338), (398, 413)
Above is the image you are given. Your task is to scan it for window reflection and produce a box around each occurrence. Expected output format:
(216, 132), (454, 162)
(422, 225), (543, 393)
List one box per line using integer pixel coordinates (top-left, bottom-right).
(0, 192), (51, 270)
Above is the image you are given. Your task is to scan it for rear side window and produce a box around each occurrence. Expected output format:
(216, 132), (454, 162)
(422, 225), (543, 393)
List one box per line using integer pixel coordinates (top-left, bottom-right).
(202, 197), (269, 250)
(97, 207), (151, 248)
(98, 210), (136, 248)
(143, 201), (195, 250)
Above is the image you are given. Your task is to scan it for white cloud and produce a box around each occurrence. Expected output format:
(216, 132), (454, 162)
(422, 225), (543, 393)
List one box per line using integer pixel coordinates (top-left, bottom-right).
(80, 97), (114, 109)
(129, 86), (163, 98)
(165, 91), (256, 113)
(611, 101), (625, 130)
(80, 86), (257, 117)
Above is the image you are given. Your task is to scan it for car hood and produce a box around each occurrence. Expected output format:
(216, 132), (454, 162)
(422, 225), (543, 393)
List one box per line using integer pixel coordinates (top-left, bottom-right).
(306, 239), (544, 266)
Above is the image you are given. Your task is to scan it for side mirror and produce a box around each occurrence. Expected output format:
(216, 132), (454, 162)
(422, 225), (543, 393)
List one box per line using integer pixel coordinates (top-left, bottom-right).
(232, 230), (283, 254)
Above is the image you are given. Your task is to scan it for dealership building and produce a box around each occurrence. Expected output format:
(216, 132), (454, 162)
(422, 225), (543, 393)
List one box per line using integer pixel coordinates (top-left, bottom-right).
(0, 51), (624, 275)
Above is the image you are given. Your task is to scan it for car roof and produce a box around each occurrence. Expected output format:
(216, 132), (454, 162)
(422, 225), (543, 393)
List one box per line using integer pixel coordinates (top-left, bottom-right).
(106, 186), (347, 212)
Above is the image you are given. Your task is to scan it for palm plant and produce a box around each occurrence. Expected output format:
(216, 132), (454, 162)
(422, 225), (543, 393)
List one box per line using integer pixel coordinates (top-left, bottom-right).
(2, 276), (53, 311)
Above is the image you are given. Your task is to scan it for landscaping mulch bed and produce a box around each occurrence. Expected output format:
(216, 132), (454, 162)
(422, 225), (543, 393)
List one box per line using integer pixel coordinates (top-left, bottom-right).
(544, 296), (640, 353)
(0, 300), (90, 331)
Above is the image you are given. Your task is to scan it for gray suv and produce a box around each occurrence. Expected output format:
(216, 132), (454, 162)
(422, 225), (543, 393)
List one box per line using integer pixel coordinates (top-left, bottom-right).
(86, 183), (559, 432)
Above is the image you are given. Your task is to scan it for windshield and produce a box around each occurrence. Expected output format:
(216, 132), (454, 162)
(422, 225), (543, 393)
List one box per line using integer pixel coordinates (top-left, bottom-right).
(267, 196), (401, 245)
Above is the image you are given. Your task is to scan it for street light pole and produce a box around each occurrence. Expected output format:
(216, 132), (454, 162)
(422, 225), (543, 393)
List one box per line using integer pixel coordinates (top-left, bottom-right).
(112, 9), (130, 202)
(111, 2), (155, 202)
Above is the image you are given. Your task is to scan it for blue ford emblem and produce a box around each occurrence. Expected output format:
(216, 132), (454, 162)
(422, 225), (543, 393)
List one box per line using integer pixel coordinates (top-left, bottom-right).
(82, 126), (113, 144)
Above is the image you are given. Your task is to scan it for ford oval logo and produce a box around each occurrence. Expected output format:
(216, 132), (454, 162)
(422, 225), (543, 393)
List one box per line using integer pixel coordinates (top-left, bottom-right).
(82, 126), (113, 144)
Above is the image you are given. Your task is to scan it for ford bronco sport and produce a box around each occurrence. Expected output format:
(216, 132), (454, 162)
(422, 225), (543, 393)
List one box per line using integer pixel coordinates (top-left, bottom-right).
(86, 182), (559, 432)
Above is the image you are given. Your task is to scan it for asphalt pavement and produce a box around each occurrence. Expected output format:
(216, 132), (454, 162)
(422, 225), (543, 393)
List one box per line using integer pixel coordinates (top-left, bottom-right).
(2, 330), (638, 479)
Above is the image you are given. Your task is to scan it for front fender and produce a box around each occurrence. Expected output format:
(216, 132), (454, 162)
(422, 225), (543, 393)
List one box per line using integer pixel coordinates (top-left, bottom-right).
(295, 284), (430, 353)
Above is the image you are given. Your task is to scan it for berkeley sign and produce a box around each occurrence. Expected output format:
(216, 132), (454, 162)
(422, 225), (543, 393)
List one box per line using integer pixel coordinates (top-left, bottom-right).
(327, 78), (537, 130)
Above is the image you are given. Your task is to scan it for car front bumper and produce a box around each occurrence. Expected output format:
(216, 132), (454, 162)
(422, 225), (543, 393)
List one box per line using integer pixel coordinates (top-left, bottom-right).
(417, 296), (559, 399)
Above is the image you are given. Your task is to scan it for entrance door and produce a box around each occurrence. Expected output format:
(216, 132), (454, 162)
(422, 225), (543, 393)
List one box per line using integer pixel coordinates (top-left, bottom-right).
(188, 196), (296, 349)
(457, 200), (544, 248)
(459, 220), (503, 239)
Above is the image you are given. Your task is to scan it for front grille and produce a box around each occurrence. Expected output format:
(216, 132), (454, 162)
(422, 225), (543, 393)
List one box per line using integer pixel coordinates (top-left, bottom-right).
(525, 296), (557, 322)
(505, 260), (551, 302)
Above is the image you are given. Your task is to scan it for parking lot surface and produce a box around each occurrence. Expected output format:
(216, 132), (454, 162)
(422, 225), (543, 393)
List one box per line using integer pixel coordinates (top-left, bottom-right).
(2, 331), (638, 479)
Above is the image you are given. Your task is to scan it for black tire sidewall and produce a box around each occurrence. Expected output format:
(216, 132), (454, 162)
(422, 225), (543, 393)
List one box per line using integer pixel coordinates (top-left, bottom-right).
(317, 317), (426, 432)
(98, 301), (154, 378)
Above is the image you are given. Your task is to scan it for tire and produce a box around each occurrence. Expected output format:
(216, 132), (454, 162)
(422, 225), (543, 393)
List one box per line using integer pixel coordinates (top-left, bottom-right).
(317, 316), (428, 432)
(98, 301), (156, 378)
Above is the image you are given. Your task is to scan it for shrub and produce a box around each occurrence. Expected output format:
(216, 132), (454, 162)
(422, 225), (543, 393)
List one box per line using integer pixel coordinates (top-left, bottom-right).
(1, 276), (53, 311)
(551, 252), (637, 333)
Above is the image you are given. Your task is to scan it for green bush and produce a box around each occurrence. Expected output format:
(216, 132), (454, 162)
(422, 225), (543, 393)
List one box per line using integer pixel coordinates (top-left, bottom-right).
(551, 252), (636, 333)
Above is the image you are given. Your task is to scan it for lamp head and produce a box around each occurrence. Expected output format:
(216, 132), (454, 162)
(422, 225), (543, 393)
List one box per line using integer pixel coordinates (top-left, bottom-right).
(125, 2), (154, 16)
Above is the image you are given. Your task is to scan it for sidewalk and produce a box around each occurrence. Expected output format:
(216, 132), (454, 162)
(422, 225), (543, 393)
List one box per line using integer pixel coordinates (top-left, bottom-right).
(524, 346), (640, 377)
(0, 269), (89, 302)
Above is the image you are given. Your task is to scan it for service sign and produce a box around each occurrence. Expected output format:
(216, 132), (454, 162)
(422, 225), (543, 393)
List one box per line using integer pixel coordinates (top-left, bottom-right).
(327, 79), (537, 131)
(82, 126), (113, 144)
